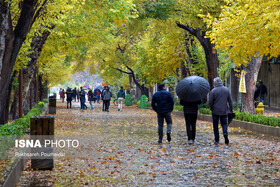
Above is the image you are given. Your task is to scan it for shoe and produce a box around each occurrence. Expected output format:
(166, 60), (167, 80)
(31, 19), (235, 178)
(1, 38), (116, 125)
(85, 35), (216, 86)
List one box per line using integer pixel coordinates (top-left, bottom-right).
(158, 140), (162, 144)
(188, 139), (194, 144)
(214, 141), (219, 145)
(167, 133), (171, 142)
(224, 135), (229, 145)
(118, 109), (120, 111)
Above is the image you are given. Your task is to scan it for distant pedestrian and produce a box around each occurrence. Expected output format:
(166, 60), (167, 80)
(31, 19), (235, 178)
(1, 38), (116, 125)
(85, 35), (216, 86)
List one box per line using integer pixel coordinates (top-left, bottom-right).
(101, 86), (107, 111)
(209, 77), (233, 145)
(102, 86), (113, 112)
(152, 83), (174, 144)
(66, 87), (73, 109)
(59, 88), (62, 100)
(180, 99), (201, 144)
(73, 87), (77, 102)
(96, 89), (101, 104)
(88, 89), (94, 110)
(80, 87), (87, 109)
(60, 89), (65, 103)
(93, 89), (98, 103)
(258, 80), (267, 104)
(77, 88), (80, 102)
(117, 86), (125, 111)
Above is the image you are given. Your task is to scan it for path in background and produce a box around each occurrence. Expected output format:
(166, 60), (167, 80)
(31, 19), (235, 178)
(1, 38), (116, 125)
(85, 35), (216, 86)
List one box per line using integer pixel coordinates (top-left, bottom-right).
(18, 100), (280, 186)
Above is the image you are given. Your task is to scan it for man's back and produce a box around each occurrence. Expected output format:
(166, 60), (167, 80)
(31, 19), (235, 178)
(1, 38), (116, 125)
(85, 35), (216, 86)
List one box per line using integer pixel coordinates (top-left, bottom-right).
(152, 89), (174, 114)
(209, 84), (233, 115)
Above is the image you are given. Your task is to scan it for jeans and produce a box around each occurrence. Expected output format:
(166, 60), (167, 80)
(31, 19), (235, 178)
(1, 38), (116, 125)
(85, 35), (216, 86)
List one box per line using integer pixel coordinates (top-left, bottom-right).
(157, 112), (172, 142)
(118, 97), (124, 111)
(67, 100), (72, 108)
(90, 101), (93, 109)
(81, 101), (87, 109)
(259, 94), (265, 104)
(104, 100), (110, 111)
(212, 115), (228, 143)
(184, 113), (198, 140)
(97, 96), (100, 103)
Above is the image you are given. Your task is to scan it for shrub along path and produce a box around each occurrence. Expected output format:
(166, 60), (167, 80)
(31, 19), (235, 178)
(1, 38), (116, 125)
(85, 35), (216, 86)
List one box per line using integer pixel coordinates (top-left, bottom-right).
(18, 100), (280, 186)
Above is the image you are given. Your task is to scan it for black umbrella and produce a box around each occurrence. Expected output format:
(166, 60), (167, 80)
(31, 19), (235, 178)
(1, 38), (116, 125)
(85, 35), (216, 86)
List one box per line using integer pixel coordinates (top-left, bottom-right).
(176, 76), (210, 102)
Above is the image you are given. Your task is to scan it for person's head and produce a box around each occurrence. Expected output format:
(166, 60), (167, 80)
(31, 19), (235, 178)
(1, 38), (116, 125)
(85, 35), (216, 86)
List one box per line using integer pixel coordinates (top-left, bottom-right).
(107, 86), (109, 90)
(80, 87), (83, 91)
(213, 77), (223, 86)
(259, 80), (263, 84)
(158, 83), (166, 90)
(120, 86), (123, 90)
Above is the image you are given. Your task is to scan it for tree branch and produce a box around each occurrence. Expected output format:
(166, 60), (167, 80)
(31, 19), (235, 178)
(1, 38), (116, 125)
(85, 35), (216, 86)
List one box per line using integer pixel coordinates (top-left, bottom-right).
(176, 21), (195, 36)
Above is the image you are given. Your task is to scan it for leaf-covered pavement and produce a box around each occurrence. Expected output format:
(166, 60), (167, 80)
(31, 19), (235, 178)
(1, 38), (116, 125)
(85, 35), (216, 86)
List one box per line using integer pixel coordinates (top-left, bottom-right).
(18, 100), (280, 186)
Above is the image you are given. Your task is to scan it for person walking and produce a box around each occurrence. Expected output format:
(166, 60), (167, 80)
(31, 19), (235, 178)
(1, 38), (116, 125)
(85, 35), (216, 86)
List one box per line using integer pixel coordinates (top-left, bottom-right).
(88, 89), (94, 110)
(152, 83), (174, 144)
(258, 80), (267, 104)
(60, 89), (65, 103)
(209, 77), (233, 145)
(102, 87), (113, 112)
(117, 86), (125, 111)
(93, 89), (97, 103)
(96, 89), (101, 104)
(77, 88), (80, 102)
(66, 87), (73, 108)
(72, 87), (77, 102)
(80, 87), (87, 110)
(180, 99), (201, 144)
(101, 86), (107, 111)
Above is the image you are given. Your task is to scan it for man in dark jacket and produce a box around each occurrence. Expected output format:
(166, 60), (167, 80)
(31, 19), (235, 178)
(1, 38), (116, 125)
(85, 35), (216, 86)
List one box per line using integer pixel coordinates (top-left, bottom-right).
(102, 87), (113, 112)
(80, 87), (87, 110)
(180, 99), (201, 144)
(258, 80), (267, 104)
(209, 77), (233, 145)
(152, 83), (174, 144)
(117, 86), (126, 111)
(66, 87), (73, 109)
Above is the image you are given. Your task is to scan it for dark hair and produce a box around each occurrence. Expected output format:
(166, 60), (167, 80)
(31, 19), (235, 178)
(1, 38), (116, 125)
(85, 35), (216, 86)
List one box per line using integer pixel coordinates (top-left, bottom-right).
(158, 83), (165, 90)
(120, 86), (123, 89)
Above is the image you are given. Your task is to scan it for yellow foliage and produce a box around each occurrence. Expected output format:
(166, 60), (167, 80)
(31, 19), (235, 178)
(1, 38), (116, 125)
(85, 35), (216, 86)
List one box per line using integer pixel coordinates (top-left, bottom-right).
(203, 0), (280, 66)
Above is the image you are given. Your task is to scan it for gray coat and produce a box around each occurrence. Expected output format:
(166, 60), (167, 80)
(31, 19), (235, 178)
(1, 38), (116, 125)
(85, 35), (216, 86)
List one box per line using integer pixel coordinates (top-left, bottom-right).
(103, 90), (112, 101)
(209, 84), (233, 115)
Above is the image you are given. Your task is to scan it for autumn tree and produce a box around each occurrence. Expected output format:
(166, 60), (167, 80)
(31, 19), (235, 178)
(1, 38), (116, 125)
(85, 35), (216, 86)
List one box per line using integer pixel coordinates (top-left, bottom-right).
(174, 0), (226, 89)
(203, 0), (280, 113)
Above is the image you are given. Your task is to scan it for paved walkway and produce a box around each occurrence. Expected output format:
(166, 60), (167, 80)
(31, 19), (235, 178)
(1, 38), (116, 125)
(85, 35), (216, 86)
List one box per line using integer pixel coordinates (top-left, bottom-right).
(18, 100), (280, 186)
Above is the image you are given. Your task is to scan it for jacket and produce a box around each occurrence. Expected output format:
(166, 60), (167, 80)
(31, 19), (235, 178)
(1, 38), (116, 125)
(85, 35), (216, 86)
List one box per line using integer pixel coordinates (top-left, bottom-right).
(180, 100), (201, 114)
(152, 89), (174, 114)
(66, 89), (73, 100)
(117, 89), (125, 98)
(103, 90), (112, 101)
(209, 84), (233, 115)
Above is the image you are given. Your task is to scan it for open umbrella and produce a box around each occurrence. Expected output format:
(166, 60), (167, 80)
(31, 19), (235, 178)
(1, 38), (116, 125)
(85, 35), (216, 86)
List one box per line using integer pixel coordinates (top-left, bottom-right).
(176, 76), (210, 102)
(83, 85), (89, 89)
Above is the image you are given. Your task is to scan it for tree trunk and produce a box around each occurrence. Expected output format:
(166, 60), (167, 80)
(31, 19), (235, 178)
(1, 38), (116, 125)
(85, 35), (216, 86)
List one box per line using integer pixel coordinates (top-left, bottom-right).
(241, 56), (263, 114)
(0, 0), (36, 124)
(176, 22), (219, 90)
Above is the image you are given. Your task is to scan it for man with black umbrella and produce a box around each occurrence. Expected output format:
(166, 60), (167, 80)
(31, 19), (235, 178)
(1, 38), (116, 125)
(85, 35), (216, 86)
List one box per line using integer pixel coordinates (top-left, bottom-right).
(209, 77), (233, 145)
(152, 83), (174, 144)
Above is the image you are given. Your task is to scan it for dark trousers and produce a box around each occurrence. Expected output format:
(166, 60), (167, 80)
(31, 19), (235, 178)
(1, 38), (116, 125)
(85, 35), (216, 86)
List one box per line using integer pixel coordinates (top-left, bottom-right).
(184, 113), (198, 141)
(80, 101), (87, 109)
(212, 115), (228, 143)
(67, 100), (72, 108)
(104, 100), (110, 111)
(157, 112), (172, 142)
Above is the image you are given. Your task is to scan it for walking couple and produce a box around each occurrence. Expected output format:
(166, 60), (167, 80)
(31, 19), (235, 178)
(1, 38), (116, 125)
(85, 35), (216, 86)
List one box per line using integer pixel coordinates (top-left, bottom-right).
(152, 77), (233, 145)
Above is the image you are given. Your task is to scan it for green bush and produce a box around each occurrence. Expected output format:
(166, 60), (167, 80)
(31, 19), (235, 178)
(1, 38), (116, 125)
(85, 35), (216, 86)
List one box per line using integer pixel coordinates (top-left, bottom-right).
(198, 108), (280, 127)
(174, 105), (183, 112)
(0, 102), (46, 135)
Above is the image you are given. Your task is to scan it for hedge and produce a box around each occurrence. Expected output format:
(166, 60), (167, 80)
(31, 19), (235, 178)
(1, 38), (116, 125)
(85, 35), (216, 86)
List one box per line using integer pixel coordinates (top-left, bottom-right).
(0, 101), (46, 135)
(197, 108), (280, 127)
